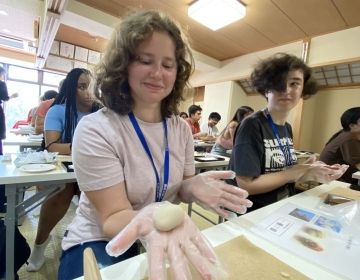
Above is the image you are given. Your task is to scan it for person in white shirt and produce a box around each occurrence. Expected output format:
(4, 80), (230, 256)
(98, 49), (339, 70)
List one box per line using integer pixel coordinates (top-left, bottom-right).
(200, 112), (221, 137)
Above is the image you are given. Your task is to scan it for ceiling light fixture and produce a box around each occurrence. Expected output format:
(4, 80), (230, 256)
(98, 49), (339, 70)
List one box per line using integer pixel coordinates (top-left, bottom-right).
(188, 0), (246, 31)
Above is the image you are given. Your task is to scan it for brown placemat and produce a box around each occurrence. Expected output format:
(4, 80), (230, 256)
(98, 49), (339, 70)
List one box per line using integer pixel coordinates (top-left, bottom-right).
(194, 235), (309, 280)
(146, 235), (309, 279)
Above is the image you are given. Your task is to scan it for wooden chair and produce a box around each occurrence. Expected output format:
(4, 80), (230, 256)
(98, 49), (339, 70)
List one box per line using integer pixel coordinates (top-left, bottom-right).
(83, 247), (102, 280)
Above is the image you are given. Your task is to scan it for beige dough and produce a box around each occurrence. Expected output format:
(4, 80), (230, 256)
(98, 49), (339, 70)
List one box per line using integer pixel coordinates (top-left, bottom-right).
(153, 203), (185, 231)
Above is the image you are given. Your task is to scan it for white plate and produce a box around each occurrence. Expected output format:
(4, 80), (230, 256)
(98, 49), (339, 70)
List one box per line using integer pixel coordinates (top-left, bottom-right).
(19, 164), (57, 173)
(196, 156), (219, 161)
(28, 138), (43, 142)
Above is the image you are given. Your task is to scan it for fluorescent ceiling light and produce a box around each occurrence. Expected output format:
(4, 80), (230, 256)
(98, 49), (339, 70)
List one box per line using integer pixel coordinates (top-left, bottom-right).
(188, 0), (246, 31)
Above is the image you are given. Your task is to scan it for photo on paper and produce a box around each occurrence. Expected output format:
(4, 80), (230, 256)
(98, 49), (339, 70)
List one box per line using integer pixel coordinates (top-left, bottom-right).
(288, 208), (316, 222)
(294, 235), (324, 252)
(314, 216), (342, 233)
(293, 226), (326, 252)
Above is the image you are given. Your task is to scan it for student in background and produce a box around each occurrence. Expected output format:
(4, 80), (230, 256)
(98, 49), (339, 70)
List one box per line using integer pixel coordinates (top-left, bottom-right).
(211, 106), (254, 157)
(27, 68), (100, 272)
(200, 112), (221, 137)
(185, 104), (206, 139)
(57, 10), (252, 279)
(320, 107), (360, 184)
(33, 89), (58, 134)
(229, 53), (348, 212)
(27, 101), (40, 126)
(179, 111), (188, 119)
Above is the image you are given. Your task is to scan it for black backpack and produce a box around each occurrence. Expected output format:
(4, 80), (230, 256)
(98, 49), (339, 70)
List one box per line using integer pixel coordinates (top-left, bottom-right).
(0, 218), (31, 279)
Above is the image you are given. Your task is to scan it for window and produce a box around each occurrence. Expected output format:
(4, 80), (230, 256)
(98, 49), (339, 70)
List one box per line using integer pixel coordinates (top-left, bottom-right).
(7, 65), (38, 82)
(1, 63), (69, 134)
(5, 81), (39, 128)
(43, 71), (65, 87)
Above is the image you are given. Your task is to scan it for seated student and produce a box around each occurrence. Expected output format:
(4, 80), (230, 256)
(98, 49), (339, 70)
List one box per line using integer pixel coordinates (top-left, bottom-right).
(27, 103), (39, 126)
(200, 112), (221, 138)
(33, 90), (58, 133)
(228, 53), (348, 212)
(57, 10), (252, 280)
(27, 68), (100, 272)
(211, 106), (254, 157)
(185, 104), (207, 139)
(179, 111), (188, 119)
(320, 107), (360, 184)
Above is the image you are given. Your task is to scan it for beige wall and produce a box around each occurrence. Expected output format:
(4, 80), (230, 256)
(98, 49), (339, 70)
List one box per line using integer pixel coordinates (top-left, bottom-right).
(200, 81), (268, 131)
(228, 82), (248, 125)
(201, 81), (233, 131)
(300, 88), (359, 153)
(308, 26), (360, 67)
(245, 94), (267, 113)
(178, 89), (194, 115)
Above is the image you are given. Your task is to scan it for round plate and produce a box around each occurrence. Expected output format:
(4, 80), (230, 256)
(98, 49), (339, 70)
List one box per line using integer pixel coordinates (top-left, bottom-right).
(19, 164), (57, 173)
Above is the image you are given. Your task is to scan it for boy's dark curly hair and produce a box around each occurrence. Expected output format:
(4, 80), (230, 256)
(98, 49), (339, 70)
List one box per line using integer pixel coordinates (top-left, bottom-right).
(250, 53), (318, 99)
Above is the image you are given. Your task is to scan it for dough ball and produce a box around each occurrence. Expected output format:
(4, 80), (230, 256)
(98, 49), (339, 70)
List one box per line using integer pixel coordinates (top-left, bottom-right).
(153, 203), (185, 232)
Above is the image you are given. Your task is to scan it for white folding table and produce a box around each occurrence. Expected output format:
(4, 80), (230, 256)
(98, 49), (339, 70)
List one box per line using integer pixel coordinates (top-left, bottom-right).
(0, 155), (76, 280)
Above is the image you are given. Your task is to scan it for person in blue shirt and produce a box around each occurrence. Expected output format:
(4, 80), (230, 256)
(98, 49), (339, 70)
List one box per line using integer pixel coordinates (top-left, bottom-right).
(27, 68), (100, 272)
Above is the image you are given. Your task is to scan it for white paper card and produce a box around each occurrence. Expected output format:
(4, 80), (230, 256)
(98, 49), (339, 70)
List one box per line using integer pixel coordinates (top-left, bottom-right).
(250, 202), (360, 280)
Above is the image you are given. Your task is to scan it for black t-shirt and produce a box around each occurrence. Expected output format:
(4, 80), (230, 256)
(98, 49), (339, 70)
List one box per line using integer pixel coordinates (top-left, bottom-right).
(0, 80), (9, 139)
(0, 81), (9, 105)
(228, 110), (297, 211)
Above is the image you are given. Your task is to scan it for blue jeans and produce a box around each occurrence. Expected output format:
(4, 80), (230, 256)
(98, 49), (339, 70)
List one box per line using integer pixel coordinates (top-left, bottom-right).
(58, 241), (139, 280)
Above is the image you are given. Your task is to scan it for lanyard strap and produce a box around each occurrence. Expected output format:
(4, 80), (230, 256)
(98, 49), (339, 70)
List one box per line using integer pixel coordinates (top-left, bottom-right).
(128, 112), (169, 202)
(264, 109), (294, 167)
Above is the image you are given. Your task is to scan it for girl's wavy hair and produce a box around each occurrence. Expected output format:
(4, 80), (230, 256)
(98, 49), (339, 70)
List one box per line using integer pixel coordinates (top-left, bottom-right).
(94, 10), (194, 117)
(251, 53), (318, 100)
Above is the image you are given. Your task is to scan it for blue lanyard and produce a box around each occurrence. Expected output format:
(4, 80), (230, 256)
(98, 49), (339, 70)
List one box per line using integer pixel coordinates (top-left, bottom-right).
(128, 112), (169, 202)
(264, 109), (294, 167)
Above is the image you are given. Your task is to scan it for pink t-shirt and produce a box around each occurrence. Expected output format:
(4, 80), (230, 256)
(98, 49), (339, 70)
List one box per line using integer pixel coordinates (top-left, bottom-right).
(62, 108), (195, 250)
(36, 99), (55, 118)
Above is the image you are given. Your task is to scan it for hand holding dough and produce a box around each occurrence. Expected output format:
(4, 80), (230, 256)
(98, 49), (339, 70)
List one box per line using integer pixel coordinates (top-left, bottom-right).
(153, 203), (185, 231)
(106, 202), (227, 280)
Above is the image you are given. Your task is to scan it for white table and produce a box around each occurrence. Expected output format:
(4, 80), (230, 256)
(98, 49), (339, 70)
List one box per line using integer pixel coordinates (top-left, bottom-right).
(352, 171), (360, 185)
(0, 155), (76, 280)
(3, 135), (42, 152)
(194, 153), (229, 173)
(76, 181), (352, 280)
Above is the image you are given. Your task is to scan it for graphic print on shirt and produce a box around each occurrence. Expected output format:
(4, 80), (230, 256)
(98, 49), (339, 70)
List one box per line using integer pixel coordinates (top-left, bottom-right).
(264, 136), (296, 172)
